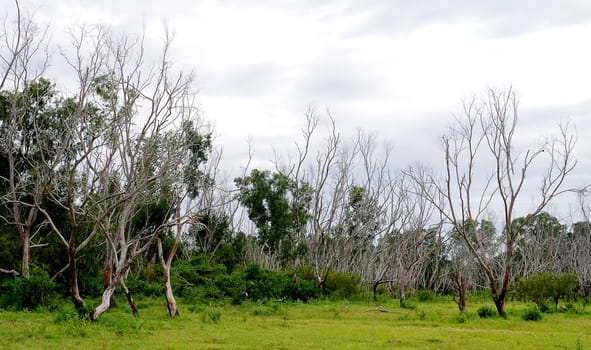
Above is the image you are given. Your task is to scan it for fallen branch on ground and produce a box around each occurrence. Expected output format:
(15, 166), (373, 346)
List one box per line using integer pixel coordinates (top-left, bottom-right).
(367, 306), (391, 312)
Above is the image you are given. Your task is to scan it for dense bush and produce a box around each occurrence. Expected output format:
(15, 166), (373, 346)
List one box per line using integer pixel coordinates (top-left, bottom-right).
(175, 263), (321, 304)
(0, 267), (58, 309)
(324, 271), (361, 299)
(126, 277), (163, 297)
(514, 272), (578, 309)
(522, 306), (543, 321)
(281, 273), (318, 302)
(172, 255), (226, 297)
(477, 305), (496, 318)
(415, 289), (436, 302)
(212, 273), (247, 304)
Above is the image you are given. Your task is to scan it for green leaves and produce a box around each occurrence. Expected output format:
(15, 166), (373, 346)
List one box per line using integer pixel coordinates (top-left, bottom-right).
(234, 169), (311, 265)
(514, 272), (578, 309)
(182, 119), (213, 199)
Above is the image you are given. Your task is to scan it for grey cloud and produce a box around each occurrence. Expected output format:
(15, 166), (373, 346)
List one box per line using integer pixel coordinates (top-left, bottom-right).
(202, 62), (291, 98)
(342, 0), (591, 38)
(293, 51), (390, 102)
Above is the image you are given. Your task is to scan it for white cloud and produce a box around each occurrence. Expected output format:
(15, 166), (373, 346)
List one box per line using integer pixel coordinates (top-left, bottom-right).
(6, 0), (591, 219)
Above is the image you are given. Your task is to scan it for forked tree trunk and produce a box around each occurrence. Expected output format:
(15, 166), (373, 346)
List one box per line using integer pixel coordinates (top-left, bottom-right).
(493, 295), (506, 317)
(387, 281), (397, 299)
(158, 238), (180, 318)
(92, 266), (133, 320)
(92, 277), (119, 321)
(162, 262), (179, 317)
(399, 285), (407, 307)
(313, 264), (329, 292)
(452, 272), (466, 312)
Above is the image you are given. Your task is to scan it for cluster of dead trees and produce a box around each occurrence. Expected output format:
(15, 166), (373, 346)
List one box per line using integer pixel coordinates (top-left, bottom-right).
(0, 1), (586, 321)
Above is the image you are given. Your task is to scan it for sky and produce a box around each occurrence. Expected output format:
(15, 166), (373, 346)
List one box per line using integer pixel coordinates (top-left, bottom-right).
(5, 0), (591, 221)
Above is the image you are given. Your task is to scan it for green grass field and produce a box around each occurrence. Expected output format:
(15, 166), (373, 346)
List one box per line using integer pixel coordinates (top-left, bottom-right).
(0, 296), (589, 349)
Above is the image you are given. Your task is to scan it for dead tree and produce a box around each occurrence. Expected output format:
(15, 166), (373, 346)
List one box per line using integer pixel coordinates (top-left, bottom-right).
(0, 0), (50, 278)
(408, 87), (576, 316)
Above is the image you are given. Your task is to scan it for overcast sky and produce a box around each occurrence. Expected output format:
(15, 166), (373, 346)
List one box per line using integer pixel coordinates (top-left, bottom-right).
(7, 0), (591, 221)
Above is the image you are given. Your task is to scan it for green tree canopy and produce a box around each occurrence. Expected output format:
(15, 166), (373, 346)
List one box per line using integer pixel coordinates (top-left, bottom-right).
(235, 169), (311, 265)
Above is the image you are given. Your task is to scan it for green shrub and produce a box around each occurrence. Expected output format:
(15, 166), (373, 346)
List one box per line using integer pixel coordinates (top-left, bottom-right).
(415, 289), (436, 302)
(0, 267), (58, 309)
(452, 312), (474, 324)
(513, 272), (578, 309)
(207, 307), (222, 323)
(324, 272), (361, 299)
(279, 271), (318, 302)
(213, 273), (246, 304)
(54, 308), (79, 323)
(172, 254), (226, 293)
(477, 305), (495, 318)
(522, 306), (542, 321)
(126, 278), (163, 297)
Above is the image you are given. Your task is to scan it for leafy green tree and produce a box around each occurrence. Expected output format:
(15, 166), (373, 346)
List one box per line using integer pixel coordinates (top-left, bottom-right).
(513, 212), (568, 277)
(235, 169), (311, 266)
(514, 272), (577, 310)
(185, 210), (246, 274)
(0, 78), (68, 278)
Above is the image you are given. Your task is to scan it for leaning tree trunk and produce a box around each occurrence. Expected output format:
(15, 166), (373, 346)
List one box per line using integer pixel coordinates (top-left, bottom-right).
(103, 247), (117, 308)
(373, 281), (380, 302)
(162, 262), (179, 317)
(120, 279), (139, 317)
(92, 276), (120, 321)
(92, 265), (133, 320)
(158, 238), (180, 318)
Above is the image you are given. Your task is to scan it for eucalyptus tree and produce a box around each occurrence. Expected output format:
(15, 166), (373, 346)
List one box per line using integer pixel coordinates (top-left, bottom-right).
(0, 0), (50, 278)
(235, 168), (312, 267)
(408, 87), (576, 316)
(446, 219), (496, 311)
(89, 28), (205, 320)
(513, 212), (569, 277)
(569, 190), (591, 295)
(296, 111), (350, 288)
(570, 220), (591, 296)
(158, 119), (213, 318)
(377, 174), (442, 307)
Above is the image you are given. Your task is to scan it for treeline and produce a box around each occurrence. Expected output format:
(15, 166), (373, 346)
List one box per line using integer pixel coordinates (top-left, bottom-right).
(0, 2), (588, 320)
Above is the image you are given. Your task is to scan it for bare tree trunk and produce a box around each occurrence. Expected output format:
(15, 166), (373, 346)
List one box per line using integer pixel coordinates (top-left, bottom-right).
(103, 245), (117, 308)
(92, 280), (119, 321)
(20, 228), (30, 279)
(162, 262), (179, 317)
(452, 272), (467, 312)
(387, 281), (397, 299)
(493, 296), (505, 317)
(373, 281), (380, 302)
(67, 248), (86, 310)
(120, 279), (139, 317)
(158, 236), (180, 318)
(398, 274), (407, 308)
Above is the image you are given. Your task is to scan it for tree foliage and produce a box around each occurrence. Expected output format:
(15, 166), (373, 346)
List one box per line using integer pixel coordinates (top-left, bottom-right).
(235, 169), (311, 265)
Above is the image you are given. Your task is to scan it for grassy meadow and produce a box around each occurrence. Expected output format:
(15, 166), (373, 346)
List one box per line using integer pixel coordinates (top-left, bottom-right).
(1, 294), (589, 349)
